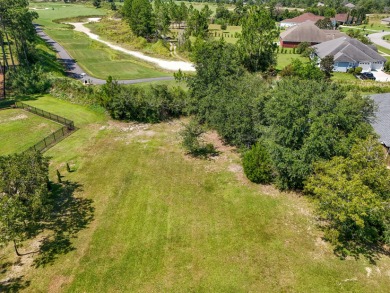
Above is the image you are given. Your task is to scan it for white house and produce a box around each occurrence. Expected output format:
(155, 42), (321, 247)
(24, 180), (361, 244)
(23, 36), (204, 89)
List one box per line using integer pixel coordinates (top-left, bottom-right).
(312, 37), (387, 72)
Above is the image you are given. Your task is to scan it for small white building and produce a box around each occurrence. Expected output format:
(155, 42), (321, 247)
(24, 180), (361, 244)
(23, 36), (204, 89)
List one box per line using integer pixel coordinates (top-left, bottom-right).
(312, 37), (387, 72)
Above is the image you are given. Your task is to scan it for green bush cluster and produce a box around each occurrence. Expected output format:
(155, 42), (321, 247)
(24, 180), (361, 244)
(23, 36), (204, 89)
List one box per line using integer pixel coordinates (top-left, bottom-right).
(104, 82), (189, 123)
(7, 65), (51, 95)
(242, 142), (273, 184)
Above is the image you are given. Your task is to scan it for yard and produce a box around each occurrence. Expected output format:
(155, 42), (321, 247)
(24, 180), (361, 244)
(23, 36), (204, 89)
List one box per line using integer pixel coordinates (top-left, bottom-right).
(0, 108), (62, 155)
(1, 95), (390, 292)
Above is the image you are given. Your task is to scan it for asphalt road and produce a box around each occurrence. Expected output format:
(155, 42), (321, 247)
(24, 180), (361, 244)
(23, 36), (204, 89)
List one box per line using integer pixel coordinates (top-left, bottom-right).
(367, 31), (390, 50)
(35, 25), (174, 85)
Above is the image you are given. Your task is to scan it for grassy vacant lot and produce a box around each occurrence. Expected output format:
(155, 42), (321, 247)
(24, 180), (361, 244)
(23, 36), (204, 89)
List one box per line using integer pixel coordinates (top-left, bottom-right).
(0, 108), (62, 155)
(1, 95), (389, 292)
(32, 3), (171, 80)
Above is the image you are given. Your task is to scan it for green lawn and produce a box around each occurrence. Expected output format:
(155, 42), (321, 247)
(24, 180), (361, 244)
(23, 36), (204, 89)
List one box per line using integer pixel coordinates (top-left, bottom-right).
(1, 95), (390, 292)
(0, 108), (62, 155)
(332, 72), (359, 82)
(32, 3), (171, 80)
(276, 52), (307, 70)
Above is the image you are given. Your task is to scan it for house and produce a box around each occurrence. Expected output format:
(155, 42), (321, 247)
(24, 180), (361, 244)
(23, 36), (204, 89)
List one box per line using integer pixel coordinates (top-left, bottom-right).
(312, 37), (387, 72)
(381, 17), (390, 25)
(280, 21), (346, 48)
(317, 2), (325, 7)
(334, 13), (349, 25)
(344, 3), (356, 9)
(280, 12), (325, 28)
(369, 93), (390, 151)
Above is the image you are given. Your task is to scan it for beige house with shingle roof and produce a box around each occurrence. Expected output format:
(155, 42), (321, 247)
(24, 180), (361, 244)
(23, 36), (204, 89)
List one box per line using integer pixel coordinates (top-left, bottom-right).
(280, 21), (346, 48)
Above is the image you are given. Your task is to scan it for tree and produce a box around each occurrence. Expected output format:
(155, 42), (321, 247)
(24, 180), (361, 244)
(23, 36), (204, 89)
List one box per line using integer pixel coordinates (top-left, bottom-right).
(305, 137), (390, 255)
(0, 151), (50, 256)
(123, 0), (154, 38)
(315, 17), (333, 29)
(320, 55), (334, 79)
(243, 141), (274, 184)
(237, 6), (280, 72)
(93, 0), (101, 8)
(263, 79), (375, 190)
(280, 58), (325, 81)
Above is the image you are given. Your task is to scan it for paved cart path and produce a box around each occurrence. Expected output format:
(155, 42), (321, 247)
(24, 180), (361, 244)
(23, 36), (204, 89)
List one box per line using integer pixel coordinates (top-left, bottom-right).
(36, 25), (175, 85)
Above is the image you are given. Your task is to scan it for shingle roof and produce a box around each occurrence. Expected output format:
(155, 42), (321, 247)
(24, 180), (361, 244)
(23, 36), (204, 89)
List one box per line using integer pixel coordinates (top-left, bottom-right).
(345, 3), (356, 8)
(335, 13), (348, 22)
(370, 94), (390, 148)
(280, 21), (346, 43)
(312, 37), (387, 63)
(280, 13), (325, 24)
(381, 17), (390, 22)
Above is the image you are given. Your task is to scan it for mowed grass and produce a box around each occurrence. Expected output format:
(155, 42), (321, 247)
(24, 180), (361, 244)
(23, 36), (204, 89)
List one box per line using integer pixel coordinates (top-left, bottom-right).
(32, 3), (171, 80)
(0, 108), (62, 155)
(1, 95), (390, 292)
(276, 52), (308, 70)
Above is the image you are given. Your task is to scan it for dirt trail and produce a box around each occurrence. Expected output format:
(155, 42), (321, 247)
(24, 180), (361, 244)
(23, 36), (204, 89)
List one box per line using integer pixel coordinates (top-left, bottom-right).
(68, 19), (195, 72)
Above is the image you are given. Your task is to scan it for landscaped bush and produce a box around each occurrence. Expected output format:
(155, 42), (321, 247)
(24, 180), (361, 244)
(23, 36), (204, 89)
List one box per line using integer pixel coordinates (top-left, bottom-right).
(242, 141), (273, 184)
(106, 84), (189, 123)
(354, 66), (363, 75)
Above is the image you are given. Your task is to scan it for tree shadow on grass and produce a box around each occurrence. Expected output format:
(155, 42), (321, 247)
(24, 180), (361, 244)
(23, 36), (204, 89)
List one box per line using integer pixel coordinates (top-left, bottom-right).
(33, 180), (94, 268)
(333, 240), (390, 265)
(0, 277), (31, 293)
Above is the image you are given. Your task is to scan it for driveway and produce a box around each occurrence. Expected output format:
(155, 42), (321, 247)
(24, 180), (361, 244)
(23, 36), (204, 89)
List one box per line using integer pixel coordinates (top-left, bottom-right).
(371, 70), (390, 82)
(35, 25), (174, 85)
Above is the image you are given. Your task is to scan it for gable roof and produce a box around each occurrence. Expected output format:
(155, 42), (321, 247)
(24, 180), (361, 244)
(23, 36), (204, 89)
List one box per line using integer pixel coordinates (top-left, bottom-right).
(344, 3), (356, 8)
(280, 21), (346, 43)
(312, 37), (387, 63)
(281, 12), (325, 24)
(370, 94), (390, 148)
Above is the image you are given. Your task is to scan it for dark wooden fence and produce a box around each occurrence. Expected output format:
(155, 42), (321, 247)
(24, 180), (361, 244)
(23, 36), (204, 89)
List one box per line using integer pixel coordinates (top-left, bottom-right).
(14, 101), (76, 153)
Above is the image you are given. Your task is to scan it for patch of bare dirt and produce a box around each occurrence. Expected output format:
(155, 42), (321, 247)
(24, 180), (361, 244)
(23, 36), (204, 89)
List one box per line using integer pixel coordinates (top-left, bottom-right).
(0, 237), (42, 285)
(0, 113), (28, 124)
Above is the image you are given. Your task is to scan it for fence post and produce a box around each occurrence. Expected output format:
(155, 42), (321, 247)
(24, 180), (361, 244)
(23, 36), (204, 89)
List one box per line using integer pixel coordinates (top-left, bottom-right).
(44, 138), (47, 147)
(62, 127), (65, 136)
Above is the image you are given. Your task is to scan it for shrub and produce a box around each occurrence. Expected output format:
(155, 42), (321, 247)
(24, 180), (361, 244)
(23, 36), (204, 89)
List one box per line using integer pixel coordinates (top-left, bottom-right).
(220, 23), (227, 30)
(354, 66), (362, 75)
(384, 62), (390, 73)
(106, 84), (189, 123)
(180, 120), (217, 158)
(242, 142), (273, 184)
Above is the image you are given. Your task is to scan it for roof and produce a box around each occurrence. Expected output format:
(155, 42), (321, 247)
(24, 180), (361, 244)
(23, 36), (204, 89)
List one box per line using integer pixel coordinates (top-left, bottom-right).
(345, 3), (356, 8)
(335, 13), (348, 22)
(370, 94), (390, 148)
(280, 21), (346, 43)
(281, 13), (324, 24)
(312, 37), (387, 63)
(382, 17), (390, 22)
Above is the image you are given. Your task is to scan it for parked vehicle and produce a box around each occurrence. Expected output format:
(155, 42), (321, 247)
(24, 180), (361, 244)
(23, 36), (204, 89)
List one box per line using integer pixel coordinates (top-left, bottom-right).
(360, 72), (376, 80)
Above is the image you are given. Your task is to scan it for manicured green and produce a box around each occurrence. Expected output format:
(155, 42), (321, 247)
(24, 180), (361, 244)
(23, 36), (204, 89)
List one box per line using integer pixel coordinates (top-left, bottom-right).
(0, 108), (62, 155)
(276, 52), (307, 70)
(332, 72), (358, 81)
(32, 3), (171, 80)
(0, 95), (389, 292)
